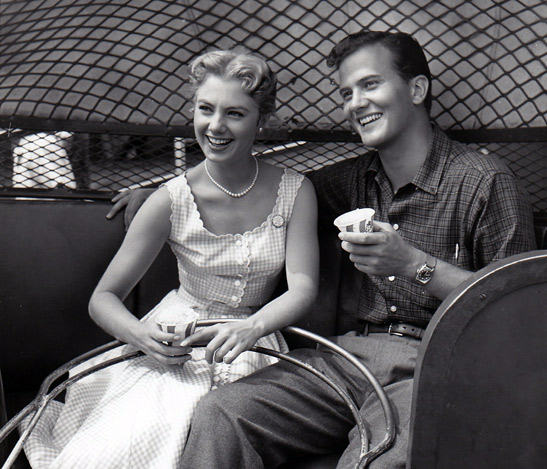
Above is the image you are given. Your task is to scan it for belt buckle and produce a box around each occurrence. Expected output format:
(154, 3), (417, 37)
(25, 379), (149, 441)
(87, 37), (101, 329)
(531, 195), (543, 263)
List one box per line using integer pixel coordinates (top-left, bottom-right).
(388, 323), (404, 337)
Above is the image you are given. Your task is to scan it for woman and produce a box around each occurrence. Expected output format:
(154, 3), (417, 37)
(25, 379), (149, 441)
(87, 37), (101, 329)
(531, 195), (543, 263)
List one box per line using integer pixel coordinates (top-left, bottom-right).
(21, 50), (319, 468)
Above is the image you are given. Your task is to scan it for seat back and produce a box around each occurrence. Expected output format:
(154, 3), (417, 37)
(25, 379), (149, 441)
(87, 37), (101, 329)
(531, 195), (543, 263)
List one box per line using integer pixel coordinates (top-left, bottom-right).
(408, 250), (547, 468)
(0, 197), (178, 397)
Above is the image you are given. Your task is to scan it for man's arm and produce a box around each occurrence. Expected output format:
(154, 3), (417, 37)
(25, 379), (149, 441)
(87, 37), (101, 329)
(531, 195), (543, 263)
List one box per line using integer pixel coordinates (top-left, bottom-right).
(106, 188), (156, 229)
(339, 223), (472, 301)
(339, 171), (536, 302)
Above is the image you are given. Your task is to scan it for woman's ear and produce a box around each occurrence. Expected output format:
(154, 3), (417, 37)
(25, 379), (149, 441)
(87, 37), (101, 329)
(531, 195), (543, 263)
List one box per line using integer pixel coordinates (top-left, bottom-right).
(257, 115), (268, 133)
(410, 75), (429, 106)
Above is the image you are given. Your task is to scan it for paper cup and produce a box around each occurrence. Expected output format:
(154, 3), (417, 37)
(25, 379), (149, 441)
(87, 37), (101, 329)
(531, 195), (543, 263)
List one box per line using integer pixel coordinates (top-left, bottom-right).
(155, 306), (199, 346)
(334, 208), (375, 233)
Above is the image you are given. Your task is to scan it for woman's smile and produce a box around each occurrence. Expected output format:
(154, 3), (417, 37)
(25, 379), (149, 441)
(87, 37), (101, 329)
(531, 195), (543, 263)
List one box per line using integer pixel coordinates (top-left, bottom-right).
(206, 135), (233, 149)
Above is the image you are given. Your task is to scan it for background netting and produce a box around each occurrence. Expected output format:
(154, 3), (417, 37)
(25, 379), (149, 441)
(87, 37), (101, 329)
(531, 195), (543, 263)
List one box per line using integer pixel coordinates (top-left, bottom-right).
(0, 0), (545, 212)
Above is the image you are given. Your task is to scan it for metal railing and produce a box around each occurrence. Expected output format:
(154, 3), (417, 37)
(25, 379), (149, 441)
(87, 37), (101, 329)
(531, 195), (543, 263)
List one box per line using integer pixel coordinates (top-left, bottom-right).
(0, 321), (395, 469)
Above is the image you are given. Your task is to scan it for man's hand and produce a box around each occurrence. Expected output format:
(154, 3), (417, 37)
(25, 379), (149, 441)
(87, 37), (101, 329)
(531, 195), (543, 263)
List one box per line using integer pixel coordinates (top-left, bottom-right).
(106, 188), (155, 229)
(339, 221), (424, 279)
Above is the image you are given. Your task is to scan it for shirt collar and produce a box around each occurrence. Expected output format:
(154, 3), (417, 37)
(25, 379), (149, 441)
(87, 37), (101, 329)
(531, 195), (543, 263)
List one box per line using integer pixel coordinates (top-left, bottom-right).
(363, 125), (451, 195)
(411, 125), (451, 195)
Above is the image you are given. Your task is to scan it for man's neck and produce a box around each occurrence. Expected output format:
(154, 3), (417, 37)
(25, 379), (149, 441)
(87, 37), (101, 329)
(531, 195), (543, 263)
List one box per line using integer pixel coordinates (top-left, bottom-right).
(378, 119), (433, 193)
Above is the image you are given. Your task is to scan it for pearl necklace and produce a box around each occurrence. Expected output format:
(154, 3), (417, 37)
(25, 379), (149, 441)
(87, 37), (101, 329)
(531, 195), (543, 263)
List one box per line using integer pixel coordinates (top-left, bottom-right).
(204, 156), (259, 198)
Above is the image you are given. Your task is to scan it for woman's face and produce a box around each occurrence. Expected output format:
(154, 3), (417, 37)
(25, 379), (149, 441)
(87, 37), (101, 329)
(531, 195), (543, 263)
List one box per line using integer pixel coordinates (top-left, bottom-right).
(194, 75), (261, 164)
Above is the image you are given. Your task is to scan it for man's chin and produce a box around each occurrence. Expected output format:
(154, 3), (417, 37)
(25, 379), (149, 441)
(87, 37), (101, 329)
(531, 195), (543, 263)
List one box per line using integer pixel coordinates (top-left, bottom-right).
(356, 130), (382, 150)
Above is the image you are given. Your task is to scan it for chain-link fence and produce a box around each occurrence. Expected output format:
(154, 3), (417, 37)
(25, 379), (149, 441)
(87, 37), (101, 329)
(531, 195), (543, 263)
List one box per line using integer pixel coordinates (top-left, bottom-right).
(0, 0), (545, 211)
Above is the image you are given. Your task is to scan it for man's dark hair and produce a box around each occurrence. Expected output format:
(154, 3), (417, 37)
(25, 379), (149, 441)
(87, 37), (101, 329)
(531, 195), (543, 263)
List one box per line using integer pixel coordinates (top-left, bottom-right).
(327, 30), (432, 112)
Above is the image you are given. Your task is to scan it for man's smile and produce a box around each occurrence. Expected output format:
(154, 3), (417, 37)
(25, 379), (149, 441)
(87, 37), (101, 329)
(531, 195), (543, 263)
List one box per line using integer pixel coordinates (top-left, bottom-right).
(358, 113), (382, 127)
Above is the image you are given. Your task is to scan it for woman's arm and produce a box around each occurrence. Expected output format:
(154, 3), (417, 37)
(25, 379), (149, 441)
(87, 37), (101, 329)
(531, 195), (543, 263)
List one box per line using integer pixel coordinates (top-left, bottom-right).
(90, 187), (191, 365)
(183, 177), (320, 364)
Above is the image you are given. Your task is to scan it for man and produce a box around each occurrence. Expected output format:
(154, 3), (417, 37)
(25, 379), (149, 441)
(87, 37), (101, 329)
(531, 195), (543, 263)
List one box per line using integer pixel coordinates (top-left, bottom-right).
(110, 31), (535, 468)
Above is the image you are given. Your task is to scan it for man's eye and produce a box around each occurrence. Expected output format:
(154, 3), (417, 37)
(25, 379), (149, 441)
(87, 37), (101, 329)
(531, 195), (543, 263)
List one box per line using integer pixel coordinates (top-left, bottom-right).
(341, 91), (352, 101)
(197, 105), (212, 113)
(363, 80), (379, 90)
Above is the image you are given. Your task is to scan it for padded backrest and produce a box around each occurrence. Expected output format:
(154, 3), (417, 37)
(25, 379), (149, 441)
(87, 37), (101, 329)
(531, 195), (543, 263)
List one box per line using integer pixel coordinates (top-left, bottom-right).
(534, 215), (547, 249)
(408, 250), (547, 468)
(0, 198), (178, 393)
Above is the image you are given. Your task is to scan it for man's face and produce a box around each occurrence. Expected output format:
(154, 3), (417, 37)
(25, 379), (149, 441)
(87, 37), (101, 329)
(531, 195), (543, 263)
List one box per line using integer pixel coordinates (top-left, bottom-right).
(338, 43), (416, 151)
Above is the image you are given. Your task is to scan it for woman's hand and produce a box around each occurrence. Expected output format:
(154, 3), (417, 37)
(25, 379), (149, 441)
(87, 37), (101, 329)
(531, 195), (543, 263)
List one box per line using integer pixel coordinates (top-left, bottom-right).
(133, 320), (193, 366)
(181, 319), (263, 365)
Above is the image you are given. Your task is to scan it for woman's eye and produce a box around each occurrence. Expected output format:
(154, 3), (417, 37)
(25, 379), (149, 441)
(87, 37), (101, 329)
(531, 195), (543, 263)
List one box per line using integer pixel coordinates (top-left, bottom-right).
(228, 111), (244, 117)
(363, 80), (379, 90)
(197, 105), (212, 113)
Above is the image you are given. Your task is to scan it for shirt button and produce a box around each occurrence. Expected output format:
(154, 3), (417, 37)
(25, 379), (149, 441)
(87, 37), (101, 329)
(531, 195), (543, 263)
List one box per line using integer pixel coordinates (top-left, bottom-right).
(235, 240), (242, 247)
(231, 295), (238, 302)
(234, 280), (241, 286)
(213, 375), (220, 382)
(390, 305), (397, 313)
(393, 224), (399, 231)
(388, 276), (395, 282)
(237, 259), (244, 265)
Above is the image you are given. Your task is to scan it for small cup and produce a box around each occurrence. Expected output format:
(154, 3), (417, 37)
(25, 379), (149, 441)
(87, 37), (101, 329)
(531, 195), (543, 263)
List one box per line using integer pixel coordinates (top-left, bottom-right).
(155, 307), (199, 346)
(334, 208), (375, 233)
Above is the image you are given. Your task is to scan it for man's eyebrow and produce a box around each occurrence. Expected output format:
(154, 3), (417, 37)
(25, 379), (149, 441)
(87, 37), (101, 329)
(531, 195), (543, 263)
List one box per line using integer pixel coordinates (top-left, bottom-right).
(340, 74), (384, 96)
(356, 74), (383, 84)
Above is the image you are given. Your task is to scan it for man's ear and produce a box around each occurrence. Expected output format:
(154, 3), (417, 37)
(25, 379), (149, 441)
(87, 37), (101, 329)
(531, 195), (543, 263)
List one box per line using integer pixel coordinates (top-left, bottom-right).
(410, 75), (429, 106)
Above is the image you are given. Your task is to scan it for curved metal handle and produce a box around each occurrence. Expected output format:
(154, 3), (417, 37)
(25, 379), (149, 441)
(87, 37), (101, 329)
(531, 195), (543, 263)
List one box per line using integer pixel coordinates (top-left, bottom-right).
(283, 325), (396, 467)
(0, 321), (395, 469)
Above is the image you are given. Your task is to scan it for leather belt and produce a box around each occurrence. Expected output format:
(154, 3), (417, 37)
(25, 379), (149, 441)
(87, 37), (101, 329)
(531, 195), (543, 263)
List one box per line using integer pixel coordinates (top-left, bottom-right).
(366, 322), (425, 340)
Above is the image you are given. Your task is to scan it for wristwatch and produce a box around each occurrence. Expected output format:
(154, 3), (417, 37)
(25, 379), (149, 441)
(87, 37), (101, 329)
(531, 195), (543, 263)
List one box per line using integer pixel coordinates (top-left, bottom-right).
(415, 254), (437, 285)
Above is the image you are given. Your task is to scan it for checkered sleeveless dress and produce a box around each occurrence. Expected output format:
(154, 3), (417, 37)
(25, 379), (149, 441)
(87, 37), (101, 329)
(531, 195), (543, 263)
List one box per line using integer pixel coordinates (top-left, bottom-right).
(21, 168), (304, 468)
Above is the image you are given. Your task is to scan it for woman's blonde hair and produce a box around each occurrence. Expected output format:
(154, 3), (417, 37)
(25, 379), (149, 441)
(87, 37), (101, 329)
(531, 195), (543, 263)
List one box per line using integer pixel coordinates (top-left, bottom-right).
(190, 50), (277, 118)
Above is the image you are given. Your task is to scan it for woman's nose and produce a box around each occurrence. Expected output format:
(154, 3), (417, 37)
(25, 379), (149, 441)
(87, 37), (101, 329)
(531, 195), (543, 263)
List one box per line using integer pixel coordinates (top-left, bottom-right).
(208, 112), (226, 132)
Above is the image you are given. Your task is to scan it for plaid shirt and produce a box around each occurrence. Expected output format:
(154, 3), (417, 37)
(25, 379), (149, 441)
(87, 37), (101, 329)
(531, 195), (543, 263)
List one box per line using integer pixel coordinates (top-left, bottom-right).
(309, 126), (536, 327)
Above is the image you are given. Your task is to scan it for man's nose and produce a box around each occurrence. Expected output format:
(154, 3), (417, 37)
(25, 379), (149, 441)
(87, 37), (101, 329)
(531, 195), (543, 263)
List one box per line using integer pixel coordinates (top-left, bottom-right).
(349, 89), (368, 111)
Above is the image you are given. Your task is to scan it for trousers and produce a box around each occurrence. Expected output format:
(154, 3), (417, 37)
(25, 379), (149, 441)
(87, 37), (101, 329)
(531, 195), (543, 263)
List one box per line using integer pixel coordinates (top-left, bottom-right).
(180, 331), (421, 469)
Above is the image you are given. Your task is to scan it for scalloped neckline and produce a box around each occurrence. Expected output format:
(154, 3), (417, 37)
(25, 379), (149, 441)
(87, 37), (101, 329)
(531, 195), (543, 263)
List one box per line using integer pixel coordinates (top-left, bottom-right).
(182, 169), (289, 239)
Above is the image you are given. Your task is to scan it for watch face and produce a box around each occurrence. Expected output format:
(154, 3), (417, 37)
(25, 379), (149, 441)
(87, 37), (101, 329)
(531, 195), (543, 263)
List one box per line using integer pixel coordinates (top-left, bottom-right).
(418, 270), (432, 281)
(416, 265), (434, 284)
